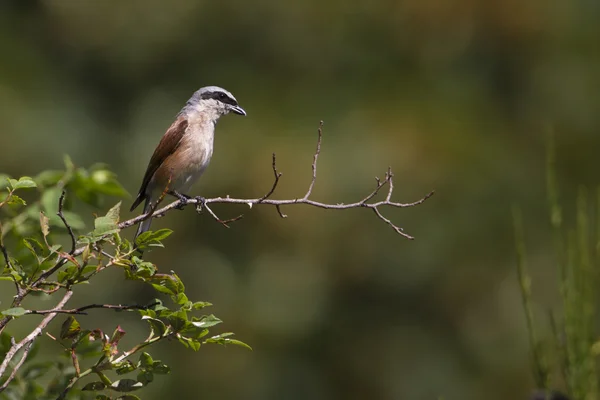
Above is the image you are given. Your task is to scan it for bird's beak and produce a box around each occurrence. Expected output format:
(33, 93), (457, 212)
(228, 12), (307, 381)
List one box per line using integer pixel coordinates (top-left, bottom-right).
(230, 105), (247, 116)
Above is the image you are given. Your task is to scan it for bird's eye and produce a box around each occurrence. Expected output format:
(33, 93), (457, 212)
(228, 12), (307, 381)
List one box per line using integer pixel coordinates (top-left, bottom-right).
(218, 93), (227, 100)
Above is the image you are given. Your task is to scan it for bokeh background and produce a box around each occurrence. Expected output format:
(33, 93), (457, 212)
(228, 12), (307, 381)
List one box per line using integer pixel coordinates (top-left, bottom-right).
(1, 1), (600, 399)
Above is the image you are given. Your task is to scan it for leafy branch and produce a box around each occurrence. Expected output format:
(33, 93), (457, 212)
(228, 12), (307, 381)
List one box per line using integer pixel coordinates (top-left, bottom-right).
(0, 121), (432, 399)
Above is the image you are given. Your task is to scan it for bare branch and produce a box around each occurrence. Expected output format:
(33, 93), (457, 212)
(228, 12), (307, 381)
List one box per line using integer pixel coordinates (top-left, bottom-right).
(57, 191), (76, 254)
(258, 153), (283, 202)
(26, 301), (159, 316)
(0, 290), (74, 390)
(0, 221), (22, 297)
(119, 121), (434, 240)
(303, 120), (323, 200)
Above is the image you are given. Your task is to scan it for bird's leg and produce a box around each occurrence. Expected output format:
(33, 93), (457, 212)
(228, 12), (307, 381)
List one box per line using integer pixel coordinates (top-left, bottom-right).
(169, 190), (192, 210)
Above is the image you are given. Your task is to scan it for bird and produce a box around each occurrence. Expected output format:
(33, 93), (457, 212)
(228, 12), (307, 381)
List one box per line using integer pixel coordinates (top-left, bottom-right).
(130, 86), (246, 240)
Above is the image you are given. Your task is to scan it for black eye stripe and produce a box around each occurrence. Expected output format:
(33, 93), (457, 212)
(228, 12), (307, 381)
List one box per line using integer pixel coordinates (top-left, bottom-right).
(200, 91), (238, 106)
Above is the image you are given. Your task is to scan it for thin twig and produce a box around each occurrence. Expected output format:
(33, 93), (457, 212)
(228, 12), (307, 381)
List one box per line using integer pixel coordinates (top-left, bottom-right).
(0, 290), (74, 390)
(57, 191), (76, 254)
(258, 153), (282, 202)
(303, 121), (323, 200)
(0, 221), (22, 297)
(25, 301), (159, 316)
(119, 121), (433, 239)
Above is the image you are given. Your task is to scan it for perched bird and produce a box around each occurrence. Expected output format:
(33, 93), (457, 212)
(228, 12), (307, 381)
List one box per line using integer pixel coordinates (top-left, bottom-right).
(130, 86), (246, 240)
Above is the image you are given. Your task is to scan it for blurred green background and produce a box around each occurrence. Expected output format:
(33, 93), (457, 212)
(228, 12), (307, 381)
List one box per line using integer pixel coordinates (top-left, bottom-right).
(1, 1), (600, 399)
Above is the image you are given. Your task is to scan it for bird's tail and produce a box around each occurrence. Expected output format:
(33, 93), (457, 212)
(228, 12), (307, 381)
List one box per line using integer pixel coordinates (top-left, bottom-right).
(134, 198), (153, 242)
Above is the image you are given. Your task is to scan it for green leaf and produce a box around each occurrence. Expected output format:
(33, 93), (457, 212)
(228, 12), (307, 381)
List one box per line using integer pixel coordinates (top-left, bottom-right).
(150, 283), (175, 295)
(111, 379), (144, 392)
(93, 202), (121, 236)
(60, 316), (81, 340)
(1, 307), (27, 317)
(7, 195), (26, 206)
(135, 229), (173, 251)
(82, 381), (106, 391)
(142, 316), (167, 337)
(9, 176), (37, 190)
(204, 334), (253, 350)
(96, 396), (111, 400)
(152, 362), (170, 375)
(149, 273), (184, 296)
(136, 370), (153, 385)
(177, 335), (201, 351)
(138, 352), (153, 368)
(115, 396), (142, 400)
(192, 301), (212, 310)
(174, 293), (189, 306)
(23, 238), (46, 262)
(115, 361), (137, 375)
(190, 314), (222, 329)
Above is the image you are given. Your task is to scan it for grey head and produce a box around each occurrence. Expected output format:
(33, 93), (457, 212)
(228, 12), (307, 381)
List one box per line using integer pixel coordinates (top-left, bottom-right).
(180, 86), (246, 120)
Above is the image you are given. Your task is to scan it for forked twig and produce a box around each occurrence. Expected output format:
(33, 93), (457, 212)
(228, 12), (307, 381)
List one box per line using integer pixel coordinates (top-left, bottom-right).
(121, 121), (434, 239)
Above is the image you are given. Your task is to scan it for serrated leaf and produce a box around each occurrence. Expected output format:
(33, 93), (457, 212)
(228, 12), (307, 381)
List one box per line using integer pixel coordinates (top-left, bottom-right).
(111, 379), (144, 392)
(60, 316), (81, 340)
(9, 177), (37, 190)
(82, 381), (106, 391)
(1, 307), (27, 317)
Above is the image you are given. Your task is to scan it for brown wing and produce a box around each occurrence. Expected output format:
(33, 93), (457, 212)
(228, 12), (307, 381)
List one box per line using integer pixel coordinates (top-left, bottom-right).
(130, 116), (188, 211)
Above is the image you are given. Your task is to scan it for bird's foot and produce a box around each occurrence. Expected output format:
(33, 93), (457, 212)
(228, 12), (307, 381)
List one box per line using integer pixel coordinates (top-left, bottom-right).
(169, 190), (192, 210)
(194, 196), (206, 212)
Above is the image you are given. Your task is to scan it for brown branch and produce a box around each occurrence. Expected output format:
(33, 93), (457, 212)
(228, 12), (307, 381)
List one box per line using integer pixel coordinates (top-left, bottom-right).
(258, 153), (282, 202)
(57, 191), (76, 254)
(119, 121), (434, 239)
(303, 120), (322, 200)
(0, 221), (22, 298)
(26, 301), (159, 316)
(0, 290), (74, 391)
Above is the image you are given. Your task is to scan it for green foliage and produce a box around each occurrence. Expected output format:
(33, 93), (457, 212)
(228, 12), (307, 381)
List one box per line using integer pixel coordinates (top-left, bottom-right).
(0, 161), (249, 399)
(515, 137), (600, 400)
